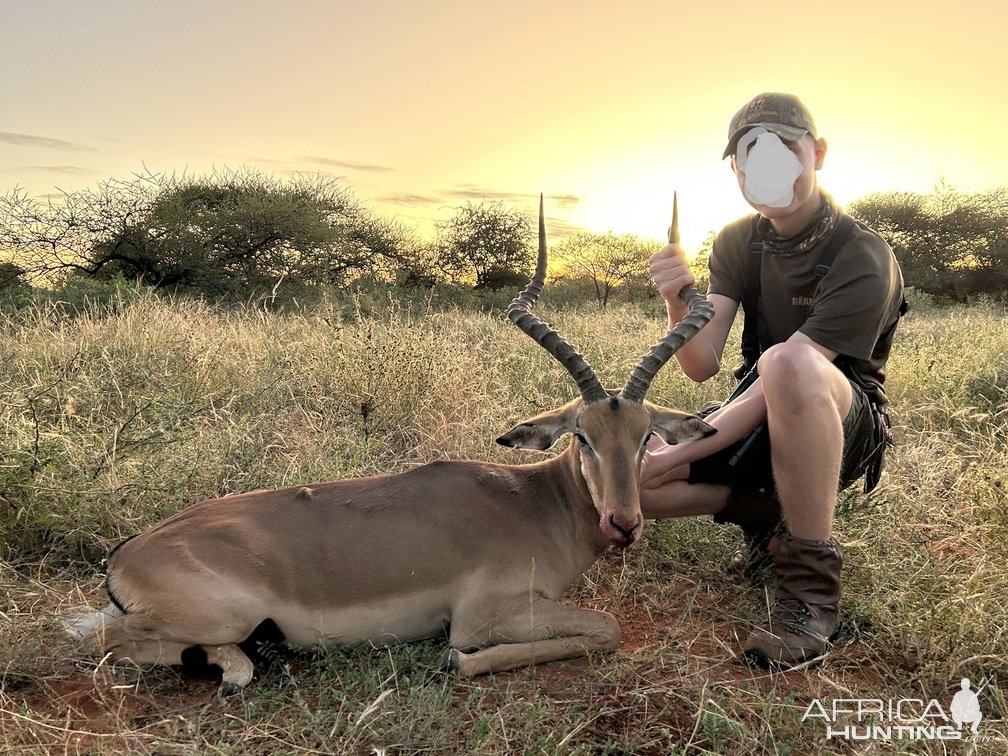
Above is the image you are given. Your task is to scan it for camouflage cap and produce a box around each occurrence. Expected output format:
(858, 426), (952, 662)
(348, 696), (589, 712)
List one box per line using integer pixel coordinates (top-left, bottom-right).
(723, 93), (817, 159)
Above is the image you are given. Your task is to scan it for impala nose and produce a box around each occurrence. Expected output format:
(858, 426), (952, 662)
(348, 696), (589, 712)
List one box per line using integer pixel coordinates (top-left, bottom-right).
(607, 513), (642, 547)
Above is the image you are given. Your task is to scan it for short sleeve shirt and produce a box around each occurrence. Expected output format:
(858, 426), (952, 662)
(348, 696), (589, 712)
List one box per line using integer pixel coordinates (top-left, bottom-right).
(708, 213), (905, 406)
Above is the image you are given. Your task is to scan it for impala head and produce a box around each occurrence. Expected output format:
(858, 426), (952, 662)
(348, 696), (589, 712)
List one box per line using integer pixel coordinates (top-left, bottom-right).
(498, 194), (716, 547)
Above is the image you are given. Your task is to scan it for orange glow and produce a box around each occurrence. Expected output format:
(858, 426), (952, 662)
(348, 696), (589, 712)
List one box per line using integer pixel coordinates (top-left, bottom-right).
(1, 1), (1005, 255)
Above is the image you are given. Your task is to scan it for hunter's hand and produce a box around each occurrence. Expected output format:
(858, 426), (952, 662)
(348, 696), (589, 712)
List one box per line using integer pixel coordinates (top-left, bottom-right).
(650, 242), (695, 316)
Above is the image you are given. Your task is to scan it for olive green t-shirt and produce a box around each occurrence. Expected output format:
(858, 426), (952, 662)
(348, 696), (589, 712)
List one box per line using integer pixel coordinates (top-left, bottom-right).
(708, 213), (905, 406)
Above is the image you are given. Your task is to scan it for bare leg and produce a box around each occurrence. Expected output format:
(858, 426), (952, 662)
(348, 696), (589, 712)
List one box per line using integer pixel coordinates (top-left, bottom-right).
(640, 479), (732, 520)
(757, 343), (852, 540)
(740, 342), (850, 669)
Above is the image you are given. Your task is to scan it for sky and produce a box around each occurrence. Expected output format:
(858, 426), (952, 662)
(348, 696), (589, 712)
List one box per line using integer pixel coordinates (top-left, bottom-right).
(2, 0), (1006, 251)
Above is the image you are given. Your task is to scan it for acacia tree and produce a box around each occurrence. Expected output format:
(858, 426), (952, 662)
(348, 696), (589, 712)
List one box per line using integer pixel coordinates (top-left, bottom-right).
(849, 185), (1008, 300)
(0, 169), (417, 296)
(553, 232), (656, 308)
(435, 201), (534, 288)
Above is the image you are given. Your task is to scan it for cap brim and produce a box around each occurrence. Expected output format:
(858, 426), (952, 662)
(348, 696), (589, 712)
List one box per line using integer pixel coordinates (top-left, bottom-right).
(722, 123), (810, 159)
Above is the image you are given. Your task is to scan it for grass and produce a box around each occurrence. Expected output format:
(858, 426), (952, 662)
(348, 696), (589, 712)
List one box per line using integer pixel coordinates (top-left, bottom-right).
(0, 286), (1006, 753)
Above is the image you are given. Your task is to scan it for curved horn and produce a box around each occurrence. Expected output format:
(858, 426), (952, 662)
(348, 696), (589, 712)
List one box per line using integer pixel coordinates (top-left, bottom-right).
(622, 193), (714, 403)
(506, 195), (608, 403)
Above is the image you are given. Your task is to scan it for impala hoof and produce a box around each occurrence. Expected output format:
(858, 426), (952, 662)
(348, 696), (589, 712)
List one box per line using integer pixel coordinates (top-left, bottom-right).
(439, 647), (461, 672)
(218, 681), (244, 697)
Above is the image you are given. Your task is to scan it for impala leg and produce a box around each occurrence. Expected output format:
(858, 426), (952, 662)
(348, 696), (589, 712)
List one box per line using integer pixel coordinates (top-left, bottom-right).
(107, 638), (253, 694)
(447, 597), (621, 676)
(201, 643), (254, 694)
(108, 639), (191, 667)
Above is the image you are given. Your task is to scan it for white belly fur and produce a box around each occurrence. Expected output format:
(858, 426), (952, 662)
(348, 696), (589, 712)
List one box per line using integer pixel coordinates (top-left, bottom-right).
(269, 588), (454, 647)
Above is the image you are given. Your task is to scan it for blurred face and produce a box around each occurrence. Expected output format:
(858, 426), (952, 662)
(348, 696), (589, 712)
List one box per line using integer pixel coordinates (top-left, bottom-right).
(731, 132), (827, 222)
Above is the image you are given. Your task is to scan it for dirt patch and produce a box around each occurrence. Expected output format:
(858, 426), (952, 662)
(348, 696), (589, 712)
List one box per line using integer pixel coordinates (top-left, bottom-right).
(531, 558), (891, 701)
(1, 672), (220, 752)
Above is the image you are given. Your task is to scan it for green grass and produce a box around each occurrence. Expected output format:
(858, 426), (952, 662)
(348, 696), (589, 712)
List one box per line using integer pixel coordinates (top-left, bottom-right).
(1, 287), (1006, 753)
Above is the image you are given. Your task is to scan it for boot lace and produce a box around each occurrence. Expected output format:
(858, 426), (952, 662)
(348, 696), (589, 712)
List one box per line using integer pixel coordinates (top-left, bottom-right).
(770, 599), (827, 639)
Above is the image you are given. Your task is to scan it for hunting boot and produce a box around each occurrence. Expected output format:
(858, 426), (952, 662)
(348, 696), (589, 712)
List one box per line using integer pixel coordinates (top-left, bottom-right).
(713, 489), (784, 583)
(742, 532), (843, 670)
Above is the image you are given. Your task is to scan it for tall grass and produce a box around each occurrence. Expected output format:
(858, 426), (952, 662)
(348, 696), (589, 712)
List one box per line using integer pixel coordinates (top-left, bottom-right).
(1, 287), (1005, 753)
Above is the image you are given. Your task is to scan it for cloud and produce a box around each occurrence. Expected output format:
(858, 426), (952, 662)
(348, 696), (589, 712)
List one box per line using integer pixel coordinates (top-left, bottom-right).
(21, 165), (98, 175)
(296, 155), (396, 173)
(372, 185), (582, 213)
(539, 216), (589, 240)
(369, 184), (586, 238)
(440, 183), (529, 203)
(438, 184), (582, 210)
(374, 192), (443, 206)
(34, 193), (68, 203)
(0, 132), (97, 152)
(546, 193), (581, 210)
(231, 153), (290, 167)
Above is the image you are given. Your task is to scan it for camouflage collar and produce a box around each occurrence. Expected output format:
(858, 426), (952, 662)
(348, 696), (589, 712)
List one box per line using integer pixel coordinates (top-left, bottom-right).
(758, 191), (839, 257)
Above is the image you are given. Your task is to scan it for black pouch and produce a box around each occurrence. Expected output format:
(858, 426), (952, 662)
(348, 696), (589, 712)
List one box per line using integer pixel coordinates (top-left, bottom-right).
(863, 407), (894, 494)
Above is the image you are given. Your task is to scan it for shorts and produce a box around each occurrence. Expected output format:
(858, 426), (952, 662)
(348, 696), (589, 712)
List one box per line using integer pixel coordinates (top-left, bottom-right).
(688, 368), (888, 496)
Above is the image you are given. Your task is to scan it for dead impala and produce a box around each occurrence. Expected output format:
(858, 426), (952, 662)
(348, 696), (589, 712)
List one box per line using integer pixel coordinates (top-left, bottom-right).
(67, 195), (715, 693)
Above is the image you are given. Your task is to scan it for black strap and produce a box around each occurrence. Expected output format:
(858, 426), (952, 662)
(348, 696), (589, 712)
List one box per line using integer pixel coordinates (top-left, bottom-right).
(735, 213), (857, 378)
(736, 215), (763, 378)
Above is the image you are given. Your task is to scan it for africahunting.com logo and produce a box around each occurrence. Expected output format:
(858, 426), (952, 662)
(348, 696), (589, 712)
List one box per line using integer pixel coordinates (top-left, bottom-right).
(801, 676), (994, 743)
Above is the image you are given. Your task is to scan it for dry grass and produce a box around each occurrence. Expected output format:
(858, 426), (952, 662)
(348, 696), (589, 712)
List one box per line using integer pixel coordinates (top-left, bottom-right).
(1, 287), (1006, 753)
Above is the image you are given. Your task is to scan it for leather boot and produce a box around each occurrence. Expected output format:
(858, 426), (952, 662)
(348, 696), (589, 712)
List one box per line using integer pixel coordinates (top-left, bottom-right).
(742, 532), (842, 670)
(713, 489), (783, 582)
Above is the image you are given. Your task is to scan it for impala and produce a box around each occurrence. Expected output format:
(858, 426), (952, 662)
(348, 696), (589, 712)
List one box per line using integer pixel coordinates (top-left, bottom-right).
(67, 195), (715, 693)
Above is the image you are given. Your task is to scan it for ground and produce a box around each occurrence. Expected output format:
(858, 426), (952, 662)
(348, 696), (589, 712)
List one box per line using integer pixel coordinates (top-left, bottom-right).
(0, 547), (916, 755)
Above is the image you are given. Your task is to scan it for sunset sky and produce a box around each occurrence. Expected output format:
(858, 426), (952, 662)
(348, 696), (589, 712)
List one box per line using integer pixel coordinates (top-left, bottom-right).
(2, 0), (1005, 250)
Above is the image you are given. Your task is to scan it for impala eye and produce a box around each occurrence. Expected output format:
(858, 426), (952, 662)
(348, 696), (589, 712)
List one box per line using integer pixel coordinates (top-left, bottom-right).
(638, 431), (654, 453)
(574, 431), (591, 449)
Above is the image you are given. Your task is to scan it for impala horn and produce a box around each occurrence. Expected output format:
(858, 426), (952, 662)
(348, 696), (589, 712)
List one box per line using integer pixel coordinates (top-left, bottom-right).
(506, 195), (608, 403)
(621, 193), (715, 403)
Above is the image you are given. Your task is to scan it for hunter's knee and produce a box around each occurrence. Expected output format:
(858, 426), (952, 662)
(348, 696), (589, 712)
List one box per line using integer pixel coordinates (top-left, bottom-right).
(758, 343), (829, 409)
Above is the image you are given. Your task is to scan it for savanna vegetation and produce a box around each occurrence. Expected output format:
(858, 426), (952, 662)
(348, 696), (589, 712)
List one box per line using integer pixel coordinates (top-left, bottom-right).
(849, 184), (1008, 302)
(0, 171), (1006, 753)
(0, 283), (1005, 753)
(5, 170), (1002, 308)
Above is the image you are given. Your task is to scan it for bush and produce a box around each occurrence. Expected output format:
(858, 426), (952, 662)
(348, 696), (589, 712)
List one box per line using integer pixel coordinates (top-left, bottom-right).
(849, 185), (1008, 301)
(0, 169), (425, 300)
(435, 200), (534, 288)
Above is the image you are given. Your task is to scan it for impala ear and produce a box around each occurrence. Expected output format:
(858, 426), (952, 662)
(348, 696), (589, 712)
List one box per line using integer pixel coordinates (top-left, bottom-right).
(496, 402), (579, 451)
(647, 406), (717, 445)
